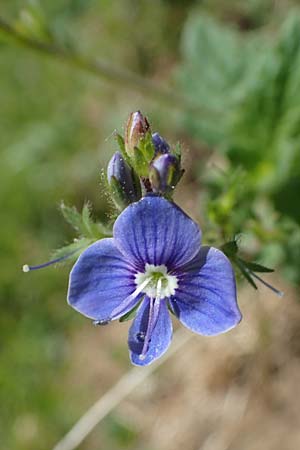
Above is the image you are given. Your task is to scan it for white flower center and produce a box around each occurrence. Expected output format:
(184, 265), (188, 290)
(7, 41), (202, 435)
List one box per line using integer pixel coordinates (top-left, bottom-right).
(135, 264), (178, 300)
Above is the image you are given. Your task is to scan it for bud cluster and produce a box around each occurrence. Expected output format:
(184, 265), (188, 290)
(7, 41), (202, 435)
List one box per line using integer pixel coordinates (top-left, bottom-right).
(107, 111), (184, 210)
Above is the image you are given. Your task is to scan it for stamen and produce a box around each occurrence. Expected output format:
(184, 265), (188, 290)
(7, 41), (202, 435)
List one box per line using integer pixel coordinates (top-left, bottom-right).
(139, 278), (162, 360)
(135, 263), (178, 299)
(110, 277), (151, 319)
(22, 250), (79, 273)
(247, 269), (284, 298)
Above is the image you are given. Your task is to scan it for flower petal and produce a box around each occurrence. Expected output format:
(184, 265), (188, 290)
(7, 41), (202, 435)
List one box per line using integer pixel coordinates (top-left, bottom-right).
(128, 297), (173, 366)
(171, 246), (241, 335)
(67, 238), (138, 320)
(114, 196), (201, 270)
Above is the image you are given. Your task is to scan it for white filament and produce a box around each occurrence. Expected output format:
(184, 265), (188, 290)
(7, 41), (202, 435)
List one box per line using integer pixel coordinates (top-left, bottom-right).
(135, 263), (178, 300)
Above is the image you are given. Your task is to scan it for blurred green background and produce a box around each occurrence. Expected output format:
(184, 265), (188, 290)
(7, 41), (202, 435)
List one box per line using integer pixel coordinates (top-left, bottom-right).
(1, 1), (300, 450)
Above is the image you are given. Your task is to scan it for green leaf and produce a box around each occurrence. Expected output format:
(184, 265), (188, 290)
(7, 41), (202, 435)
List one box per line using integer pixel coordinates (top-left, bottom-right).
(228, 12), (300, 195)
(177, 13), (260, 146)
(60, 202), (83, 232)
(60, 201), (112, 239)
(82, 202), (93, 234)
(51, 237), (93, 263)
(239, 259), (274, 273)
(235, 259), (258, 290)
(14, 2), (54, 42)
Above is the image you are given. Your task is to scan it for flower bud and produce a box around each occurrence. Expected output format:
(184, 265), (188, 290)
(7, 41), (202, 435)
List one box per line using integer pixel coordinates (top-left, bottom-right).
(149, 154), (182, 194)
(125, 111), (150, 156)
(152, 132), (170, 154)
(107, 151), (141, 209)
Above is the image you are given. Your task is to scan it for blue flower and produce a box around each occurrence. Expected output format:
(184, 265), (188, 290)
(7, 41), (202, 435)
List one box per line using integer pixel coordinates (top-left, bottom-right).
(68, 196), (241, 366)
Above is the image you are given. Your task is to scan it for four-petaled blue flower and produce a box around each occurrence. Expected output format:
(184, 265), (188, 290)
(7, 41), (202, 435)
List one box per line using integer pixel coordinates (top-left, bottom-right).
(68, 196), (242, 366)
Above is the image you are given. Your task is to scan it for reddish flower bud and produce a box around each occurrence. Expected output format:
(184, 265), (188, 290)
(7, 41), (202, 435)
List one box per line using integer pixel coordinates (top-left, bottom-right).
(125, 111), (150, 156)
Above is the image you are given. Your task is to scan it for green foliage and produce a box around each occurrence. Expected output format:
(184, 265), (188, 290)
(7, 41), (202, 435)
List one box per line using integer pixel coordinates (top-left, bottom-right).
(0, 2), (196, 448)
(178, 13), (262, 145)
(1, 1), (300, 450)
(60, 202), (111, 240)
(178, 10), (300, 284)
(179, 10), (300, 190)
(51, 202), (113, 264)
(125, 131), (155, 178)
(105, 415), (138, 448)
(14, 1), (54, 42)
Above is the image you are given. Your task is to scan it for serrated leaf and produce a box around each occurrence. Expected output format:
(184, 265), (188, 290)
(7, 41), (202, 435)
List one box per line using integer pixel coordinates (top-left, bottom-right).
(51, 237), (93, 263)
(60, 202), (83, 232)
(60, 201), (112, 239)
(81, 202), (94, 237)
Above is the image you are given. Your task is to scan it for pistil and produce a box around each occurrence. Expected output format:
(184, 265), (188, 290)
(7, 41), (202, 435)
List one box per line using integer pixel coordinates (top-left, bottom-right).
(22, 250), (79, 272)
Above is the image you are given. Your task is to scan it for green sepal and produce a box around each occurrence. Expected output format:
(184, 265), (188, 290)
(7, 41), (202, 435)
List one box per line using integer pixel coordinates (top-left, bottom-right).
(109, 176), (132, 211)
(172, 142), (182, 163)
(129, 132), (155, 177)
(140, 131), (155, 162)
(132, 146), (147, 176)
(131, 167), (142, 200)
(221, 240), (239, 258)
(115, 133), (132, 166)
(234, 259), (258, 290)
(239, 259), (274, 273)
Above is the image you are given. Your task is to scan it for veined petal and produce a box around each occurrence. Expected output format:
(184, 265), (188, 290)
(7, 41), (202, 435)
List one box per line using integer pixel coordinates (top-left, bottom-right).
(171, 246), (241, 335)
(128, 297), (173, 366)
(67, 238), (137, 320)
(113, 196), (201, 270)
